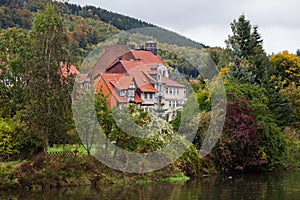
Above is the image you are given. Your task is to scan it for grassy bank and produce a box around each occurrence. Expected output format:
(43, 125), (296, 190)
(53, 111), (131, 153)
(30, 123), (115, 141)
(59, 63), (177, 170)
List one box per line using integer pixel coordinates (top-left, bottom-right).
(0, 154), (191, 191)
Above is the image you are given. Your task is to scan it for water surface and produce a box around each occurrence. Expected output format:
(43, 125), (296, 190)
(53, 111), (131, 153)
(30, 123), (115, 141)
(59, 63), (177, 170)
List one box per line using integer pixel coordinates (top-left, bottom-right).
(2, 170), (300, 200)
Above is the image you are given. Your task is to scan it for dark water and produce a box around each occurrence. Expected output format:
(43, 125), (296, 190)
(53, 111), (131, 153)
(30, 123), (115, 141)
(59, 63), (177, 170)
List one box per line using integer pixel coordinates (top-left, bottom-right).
(2, 170), (300, 200)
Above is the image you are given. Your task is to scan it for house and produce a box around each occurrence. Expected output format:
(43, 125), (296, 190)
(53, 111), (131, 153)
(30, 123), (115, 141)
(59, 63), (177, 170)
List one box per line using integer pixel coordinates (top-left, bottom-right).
(94, 41), (187, 117)
(59, 62), (90, 91)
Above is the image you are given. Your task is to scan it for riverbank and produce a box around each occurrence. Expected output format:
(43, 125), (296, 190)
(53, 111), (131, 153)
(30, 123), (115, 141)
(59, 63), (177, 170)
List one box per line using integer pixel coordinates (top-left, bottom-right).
(2, 169), (300, 200)
(0, 154), (191, 191)
(1, 150), (299, 192)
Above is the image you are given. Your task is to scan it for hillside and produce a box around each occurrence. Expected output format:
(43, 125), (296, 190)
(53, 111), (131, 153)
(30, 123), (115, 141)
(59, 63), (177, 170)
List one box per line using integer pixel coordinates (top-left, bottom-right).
(0, 0), (207, 48)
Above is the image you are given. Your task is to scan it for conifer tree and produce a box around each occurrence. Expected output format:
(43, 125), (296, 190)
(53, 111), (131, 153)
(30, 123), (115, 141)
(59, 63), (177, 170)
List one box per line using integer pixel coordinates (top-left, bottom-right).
(27, 3), (70, 153)
(226, 14), (269, 84)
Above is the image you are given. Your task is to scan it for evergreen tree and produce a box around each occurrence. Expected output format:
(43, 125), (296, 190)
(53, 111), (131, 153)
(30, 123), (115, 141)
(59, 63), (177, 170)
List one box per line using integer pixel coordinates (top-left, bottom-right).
(266, 79), (296, 127)
(228, 14), (253, 58)
(225, 14), (269, 84)
(249, 26), (270, 83)
(26, 3), (71, 153)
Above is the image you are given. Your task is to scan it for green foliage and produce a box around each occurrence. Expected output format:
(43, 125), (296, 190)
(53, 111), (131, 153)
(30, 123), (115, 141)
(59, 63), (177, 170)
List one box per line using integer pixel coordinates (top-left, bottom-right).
(0, 116), (43, 160)
(195, 88), (211, 112)
(225, 59), (256, 84)
(0, 119), (19, 159)
(27, 3), (72, 148)
(267, 83), (295, 127)
(225, 83), (288, 170)
(224, 14), (269, 84)
(130, 27), (206, 49)
(64, 15), (120, 63)
(280, 84), (300, 129)
(0, 6), (32, 29)
(109, 105), (174, 153)
(0, 162), (20, 190)
(158, 49), (198, 78)
(169, 110), (181, 132)
(0, 28), (32, 118)
(176, 145), (202, 176)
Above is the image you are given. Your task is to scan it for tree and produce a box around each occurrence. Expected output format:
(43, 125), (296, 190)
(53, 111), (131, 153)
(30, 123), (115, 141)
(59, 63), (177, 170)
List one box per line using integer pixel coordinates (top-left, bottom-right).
(224, 14), (269, 84)
(0, 28), (32, 118)
(280, 84), (300, 129)
(228, 14), (253, 58)
(26, 4), (71, 153)
(95, 90), (114, 155)
(269, 50), (300, 87)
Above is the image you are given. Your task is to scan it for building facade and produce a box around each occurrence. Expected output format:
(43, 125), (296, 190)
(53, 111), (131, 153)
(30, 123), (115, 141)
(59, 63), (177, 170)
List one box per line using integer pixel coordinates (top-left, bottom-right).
(95, 42), (187, 117)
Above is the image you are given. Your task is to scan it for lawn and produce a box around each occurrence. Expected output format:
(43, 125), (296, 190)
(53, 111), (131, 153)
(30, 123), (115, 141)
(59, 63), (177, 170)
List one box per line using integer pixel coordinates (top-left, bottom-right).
(48, 144), (88, 154)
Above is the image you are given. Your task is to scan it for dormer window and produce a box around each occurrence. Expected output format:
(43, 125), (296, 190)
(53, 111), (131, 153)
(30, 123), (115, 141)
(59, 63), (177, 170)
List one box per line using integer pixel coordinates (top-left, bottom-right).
(157, 74), (161, 81)
(129, 81), (135, 89)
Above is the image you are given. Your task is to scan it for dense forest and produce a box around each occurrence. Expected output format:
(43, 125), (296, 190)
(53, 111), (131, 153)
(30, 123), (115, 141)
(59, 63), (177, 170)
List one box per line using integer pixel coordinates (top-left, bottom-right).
(0, 0), (299, 190)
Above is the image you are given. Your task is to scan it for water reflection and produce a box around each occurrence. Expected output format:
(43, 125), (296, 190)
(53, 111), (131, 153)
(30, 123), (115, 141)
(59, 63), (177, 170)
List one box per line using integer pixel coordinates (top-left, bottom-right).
(1, 170), (300, 200)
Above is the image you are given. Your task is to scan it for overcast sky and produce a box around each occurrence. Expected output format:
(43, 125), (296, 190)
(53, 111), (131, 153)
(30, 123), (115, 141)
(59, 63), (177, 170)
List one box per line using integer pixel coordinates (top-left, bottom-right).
(69, 0), (300, 54)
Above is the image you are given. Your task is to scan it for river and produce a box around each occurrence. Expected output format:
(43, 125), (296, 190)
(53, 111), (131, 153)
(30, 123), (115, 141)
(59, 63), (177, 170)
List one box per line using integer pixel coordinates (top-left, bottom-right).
(1, 170), (300, 200)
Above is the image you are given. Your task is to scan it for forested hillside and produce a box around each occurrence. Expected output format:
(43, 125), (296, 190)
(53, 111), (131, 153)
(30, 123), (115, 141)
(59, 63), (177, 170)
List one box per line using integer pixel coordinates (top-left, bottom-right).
(0, 0), (206, 64)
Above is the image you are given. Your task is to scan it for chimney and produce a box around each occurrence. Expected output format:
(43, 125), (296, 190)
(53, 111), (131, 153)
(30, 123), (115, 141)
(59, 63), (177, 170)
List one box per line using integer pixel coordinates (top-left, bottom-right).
(145, 41), (157, 55)
(128, 44), (136, 50)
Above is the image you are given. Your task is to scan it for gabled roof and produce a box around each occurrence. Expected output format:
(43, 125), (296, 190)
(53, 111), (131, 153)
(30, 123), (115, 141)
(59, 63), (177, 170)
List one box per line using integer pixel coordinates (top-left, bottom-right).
(162, 76), (186, 88)
(120, 60), (143, 72)
(97, 74), (127, 103)
(92, 45), (131, 79)
(127, 68), (157, 93)
(134, 92), (144, 103)
(117, 76), (134, 90)
(131, 50), (164, 64)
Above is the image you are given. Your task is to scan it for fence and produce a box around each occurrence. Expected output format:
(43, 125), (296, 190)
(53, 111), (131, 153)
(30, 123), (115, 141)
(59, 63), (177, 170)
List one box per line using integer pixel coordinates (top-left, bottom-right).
(0, 150), (78, 162)
(47, 150), (77, 161)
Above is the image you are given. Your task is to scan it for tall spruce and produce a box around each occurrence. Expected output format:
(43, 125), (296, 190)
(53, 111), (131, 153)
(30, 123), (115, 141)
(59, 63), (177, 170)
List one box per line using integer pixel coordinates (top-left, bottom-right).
(27, 4), (70, 153)
(226, 14), (269, 84)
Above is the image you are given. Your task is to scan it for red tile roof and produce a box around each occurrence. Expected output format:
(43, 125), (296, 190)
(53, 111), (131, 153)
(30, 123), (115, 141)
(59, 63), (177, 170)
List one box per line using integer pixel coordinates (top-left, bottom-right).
(134, 92), (144, 103)
(162, 76), (185, 88)
(128, 68), (157, 92)
(131, 50), (164, 65)
(93, 45), (131, 79)
(97, 74), (127, 103)
(117, 75), (133, 90)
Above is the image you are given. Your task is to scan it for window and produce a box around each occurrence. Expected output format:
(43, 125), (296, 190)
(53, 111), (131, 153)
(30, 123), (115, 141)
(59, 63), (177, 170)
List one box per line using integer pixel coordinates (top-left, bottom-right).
(128, 90), (134, 97)
(169, 101), (172, 108)
(158, 74), (161, 81)
(129, 82), (135, 89)
(166, 87), (169, 94)
(150, 93), (153, 99)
